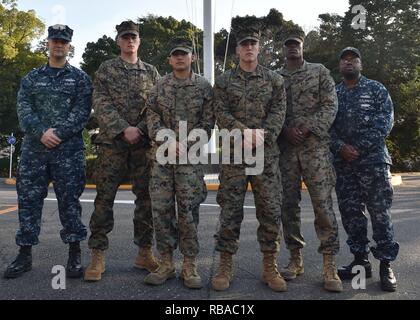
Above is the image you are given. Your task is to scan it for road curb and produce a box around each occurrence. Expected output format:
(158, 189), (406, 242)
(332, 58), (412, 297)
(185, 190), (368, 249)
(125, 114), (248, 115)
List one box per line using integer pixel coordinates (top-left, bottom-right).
(2, 175), (405, 190)
(4, 178), (16, 186)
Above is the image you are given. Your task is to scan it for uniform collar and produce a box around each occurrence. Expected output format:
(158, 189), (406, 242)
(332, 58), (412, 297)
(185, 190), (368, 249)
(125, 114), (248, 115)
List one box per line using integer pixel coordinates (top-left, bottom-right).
(233, 64), (264, 80)
(118, 57), (147, 70)
(339, 75), (367, 90)
(279, 60), (308, 77)
(170, 72), (197, 86)
(40, 61), (72, 75)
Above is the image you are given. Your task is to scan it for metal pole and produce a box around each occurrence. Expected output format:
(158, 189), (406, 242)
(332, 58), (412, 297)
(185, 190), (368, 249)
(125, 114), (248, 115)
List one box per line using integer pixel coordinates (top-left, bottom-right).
(9, 133), (14, 179)
(203, 0), (216, 154)
(203, 0), (214, 85)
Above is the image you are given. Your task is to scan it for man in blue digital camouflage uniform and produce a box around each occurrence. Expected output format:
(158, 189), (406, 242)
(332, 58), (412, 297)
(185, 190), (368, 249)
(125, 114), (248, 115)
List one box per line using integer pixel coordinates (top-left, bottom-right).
(331, 47), (399, 292)
(3, 25), (93, 279)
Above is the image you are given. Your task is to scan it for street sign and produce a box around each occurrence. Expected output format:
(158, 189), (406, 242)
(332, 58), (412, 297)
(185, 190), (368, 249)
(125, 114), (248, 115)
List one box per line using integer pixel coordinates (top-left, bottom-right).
(7, 136), (16, 146)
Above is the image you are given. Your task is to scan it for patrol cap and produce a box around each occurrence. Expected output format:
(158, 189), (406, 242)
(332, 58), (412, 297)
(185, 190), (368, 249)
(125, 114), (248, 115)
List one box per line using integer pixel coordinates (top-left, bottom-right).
(340, 47), (362, 60)
(116, 20), (140, 37)
(48, 24), (73, 42)
(169, 38), (193, 56)
(231, 16), (262, 45)
(236, 30), (261, 45)
(284, 34), (305, 46)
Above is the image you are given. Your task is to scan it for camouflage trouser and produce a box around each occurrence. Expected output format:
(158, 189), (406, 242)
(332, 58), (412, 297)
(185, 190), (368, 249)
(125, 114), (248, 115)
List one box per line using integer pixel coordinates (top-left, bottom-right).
(215, 157), (282, 255)
(16, 148), (87, 246)
(88, 143), (154, 251)
(279, 142), (340, 255)
(149, 164), (207, 257)
(335, 163), (399, 262)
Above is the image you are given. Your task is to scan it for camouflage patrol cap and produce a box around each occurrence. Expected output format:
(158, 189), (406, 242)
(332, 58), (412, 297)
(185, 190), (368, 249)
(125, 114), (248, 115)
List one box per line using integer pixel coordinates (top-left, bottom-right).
(231, 16), (262, 45)
(169, 38), (193, 56)
(235, 29), (261, 45)
(340, 47), (362, 60)
(116, 20), (140, 37)
(48, 24), (73, 42)
(283, 34), (305, 45)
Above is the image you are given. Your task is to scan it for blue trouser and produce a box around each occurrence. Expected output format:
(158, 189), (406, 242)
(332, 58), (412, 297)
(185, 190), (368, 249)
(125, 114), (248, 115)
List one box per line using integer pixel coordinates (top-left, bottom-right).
(16, 148), (87, 246)
(335, 163), (399, 262)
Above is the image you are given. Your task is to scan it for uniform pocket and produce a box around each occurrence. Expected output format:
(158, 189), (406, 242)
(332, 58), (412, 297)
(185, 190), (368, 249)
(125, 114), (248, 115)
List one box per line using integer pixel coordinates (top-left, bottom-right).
(188, 93), (204, 128)
(299, 78), (320, 108)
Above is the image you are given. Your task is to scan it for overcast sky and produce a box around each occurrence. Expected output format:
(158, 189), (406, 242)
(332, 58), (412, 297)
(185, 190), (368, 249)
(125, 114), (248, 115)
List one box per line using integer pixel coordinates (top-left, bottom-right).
(18, 0), (350, 67)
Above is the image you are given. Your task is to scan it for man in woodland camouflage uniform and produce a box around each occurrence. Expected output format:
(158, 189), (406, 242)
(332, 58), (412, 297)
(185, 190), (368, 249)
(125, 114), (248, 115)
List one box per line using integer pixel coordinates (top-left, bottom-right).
(84, 21), (160, 282)
(143, 39), (214, 289)
(277, 34), (342, 292)
(212, 17), (288, 293)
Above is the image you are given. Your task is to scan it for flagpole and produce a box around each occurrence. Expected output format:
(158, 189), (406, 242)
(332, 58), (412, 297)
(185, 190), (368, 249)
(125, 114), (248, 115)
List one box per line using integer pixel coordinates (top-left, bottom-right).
(203, 0), (216, 154)
(203, 0), (214, 86)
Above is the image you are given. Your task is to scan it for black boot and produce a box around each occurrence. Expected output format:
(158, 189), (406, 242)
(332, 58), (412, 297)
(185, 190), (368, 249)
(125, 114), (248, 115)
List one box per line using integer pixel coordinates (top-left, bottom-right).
(337, 253), (372, 280)
(380, 261), (397, 292)
(4, 246), (32, 279)
(66, 242), (83, 279)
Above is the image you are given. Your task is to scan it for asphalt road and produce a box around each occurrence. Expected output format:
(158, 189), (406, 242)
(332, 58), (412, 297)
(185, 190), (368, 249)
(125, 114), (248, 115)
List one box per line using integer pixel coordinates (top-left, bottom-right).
(0, 174), (419, 301)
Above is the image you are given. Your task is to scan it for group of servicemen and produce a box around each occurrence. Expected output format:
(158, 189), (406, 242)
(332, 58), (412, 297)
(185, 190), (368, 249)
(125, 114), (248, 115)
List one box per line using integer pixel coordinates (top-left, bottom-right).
(3, 19), (399, 294)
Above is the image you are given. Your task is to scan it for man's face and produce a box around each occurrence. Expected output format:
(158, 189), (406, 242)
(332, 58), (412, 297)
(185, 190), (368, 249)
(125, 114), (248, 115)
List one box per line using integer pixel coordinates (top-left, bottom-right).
(283, 40), (303, 60)
(237, 40), (260, 64)
(169, 51), (193, 72)
(47, 39), (71, 59)
(340, 52), (362, 78)
(117, 33), (140, 55)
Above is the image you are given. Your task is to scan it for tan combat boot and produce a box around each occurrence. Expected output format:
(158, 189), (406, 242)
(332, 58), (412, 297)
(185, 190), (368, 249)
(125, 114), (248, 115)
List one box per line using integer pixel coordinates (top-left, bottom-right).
(211, 252), (234, 291)
(134, 246), (160, 273)
(84, 249), (105, 282)
(144, 253), (176, 286)
(281, 249), (304, 281)
(180, 256), (202, 289)
(261, 252), (287, 292)
(323, 254), (343, 293)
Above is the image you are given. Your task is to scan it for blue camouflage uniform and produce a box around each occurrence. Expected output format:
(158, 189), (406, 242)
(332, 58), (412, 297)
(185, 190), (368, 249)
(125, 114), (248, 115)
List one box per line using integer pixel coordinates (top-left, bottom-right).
(331, 76), (400, 262)
(16, 63), (93, 246)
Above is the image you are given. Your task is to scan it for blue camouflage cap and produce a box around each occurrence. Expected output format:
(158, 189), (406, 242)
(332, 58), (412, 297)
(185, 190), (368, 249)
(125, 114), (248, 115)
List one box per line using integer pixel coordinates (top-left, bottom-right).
(340, 47), (362, 60)
(48, 24), (73, 42)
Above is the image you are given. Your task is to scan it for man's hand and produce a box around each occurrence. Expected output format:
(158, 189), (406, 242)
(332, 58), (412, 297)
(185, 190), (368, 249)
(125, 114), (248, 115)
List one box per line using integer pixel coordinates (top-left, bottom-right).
(123, 127), (143, 145)
(299, 127), (311, 139)
(283, 127), (306, 146)
(340, 144), (360, 163)
(41, 128), (62, 149)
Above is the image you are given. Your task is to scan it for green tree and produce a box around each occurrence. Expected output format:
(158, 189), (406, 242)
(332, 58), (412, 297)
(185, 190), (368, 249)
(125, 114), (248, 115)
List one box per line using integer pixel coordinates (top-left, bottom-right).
(214, 9), (303, 74)
(306, 0), (420, 171)
(81, 15), (203, 78)
(0, 0), (47, 137)
(138, 14), (203, 75)
(81, 35), (119, 80)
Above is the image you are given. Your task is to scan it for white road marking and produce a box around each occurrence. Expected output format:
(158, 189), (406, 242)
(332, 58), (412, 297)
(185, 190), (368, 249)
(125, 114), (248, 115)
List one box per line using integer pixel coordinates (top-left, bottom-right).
(44, 198), (256, 209)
